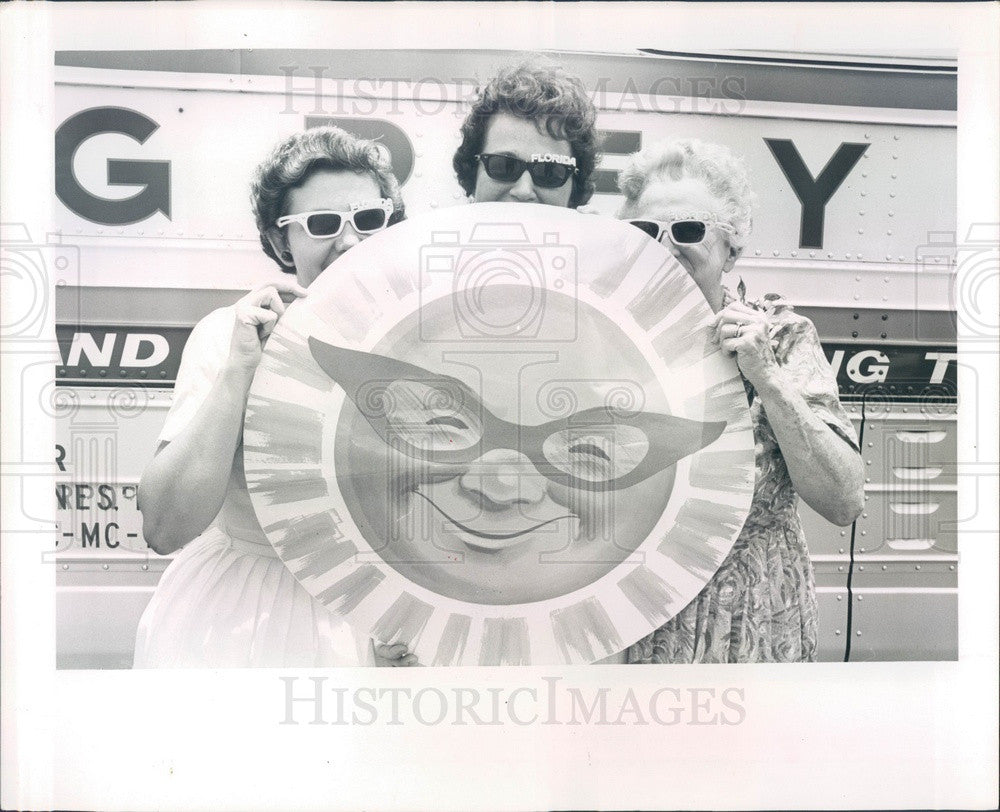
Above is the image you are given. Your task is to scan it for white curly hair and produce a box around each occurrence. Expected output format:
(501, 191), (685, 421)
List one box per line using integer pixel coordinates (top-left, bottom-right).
(616, 138), (756, 248)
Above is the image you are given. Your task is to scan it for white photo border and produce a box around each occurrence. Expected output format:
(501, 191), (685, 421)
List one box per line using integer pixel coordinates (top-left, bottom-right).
(1, 2), (997, 811)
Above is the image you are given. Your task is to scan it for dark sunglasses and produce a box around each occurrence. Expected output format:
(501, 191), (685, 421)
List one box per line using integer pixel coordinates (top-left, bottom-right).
(475, 153), (577, 189)
(275, 198), (394, 239)
(309, 337), (725, 492)
(628, 216), (737, 246)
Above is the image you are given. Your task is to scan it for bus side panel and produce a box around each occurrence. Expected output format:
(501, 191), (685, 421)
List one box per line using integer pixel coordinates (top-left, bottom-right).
(52, 60), (958, 667)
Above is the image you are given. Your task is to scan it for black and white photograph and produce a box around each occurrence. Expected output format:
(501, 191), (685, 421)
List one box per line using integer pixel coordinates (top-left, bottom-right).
(2, 2), (997, 810)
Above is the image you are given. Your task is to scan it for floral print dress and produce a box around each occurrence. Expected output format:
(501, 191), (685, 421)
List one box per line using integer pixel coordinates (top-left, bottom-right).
(627, 290), (860, 664)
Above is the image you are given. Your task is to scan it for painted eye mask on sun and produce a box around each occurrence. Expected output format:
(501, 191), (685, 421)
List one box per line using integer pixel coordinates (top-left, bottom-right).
(309, 337), (725, 492)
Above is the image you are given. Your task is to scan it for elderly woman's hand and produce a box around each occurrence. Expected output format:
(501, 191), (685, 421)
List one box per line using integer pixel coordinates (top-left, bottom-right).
(373, 642), (419, 667)
(713, 301), (781, 390)
(714, 300), (864, 526)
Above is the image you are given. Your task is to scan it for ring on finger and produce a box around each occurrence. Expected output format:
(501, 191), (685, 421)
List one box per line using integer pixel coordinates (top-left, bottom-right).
(735, 322), (745, 338)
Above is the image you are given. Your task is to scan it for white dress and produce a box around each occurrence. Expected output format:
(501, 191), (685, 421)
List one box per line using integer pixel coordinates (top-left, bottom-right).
(133, 306), (369, 667)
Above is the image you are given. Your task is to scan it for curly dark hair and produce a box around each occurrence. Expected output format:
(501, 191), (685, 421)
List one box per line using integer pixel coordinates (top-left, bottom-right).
(251, 126), (406, 274)
(453, 60), (600, 208)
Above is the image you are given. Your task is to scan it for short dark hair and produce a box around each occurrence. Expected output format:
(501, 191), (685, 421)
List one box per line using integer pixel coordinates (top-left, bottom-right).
(453, 60), (600, 208)
(251, 126), (405, 273)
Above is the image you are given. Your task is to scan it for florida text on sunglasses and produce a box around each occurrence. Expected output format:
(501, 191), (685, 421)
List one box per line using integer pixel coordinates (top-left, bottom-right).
(275, 198), (394, 239)
(628, 213), (737, 246)
(309, 337), (726, 492)
(475, 153), (578, 188)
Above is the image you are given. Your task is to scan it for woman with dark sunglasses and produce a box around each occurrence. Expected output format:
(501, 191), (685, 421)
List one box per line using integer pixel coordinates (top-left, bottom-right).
(369, 60), (605, 668)
(615, 138), (864, 663)
(452, 60), (599, 208)
(134, 126), (404, 667)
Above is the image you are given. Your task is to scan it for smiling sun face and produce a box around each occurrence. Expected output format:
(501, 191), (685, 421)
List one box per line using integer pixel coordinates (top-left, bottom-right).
(317, 289), (724, 605)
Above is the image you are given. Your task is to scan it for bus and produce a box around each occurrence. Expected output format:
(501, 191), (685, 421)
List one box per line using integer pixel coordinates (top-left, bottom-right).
(47, 47), (958, 667)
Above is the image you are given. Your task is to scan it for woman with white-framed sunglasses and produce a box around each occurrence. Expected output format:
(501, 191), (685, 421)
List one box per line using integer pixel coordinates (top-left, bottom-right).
(134, 126), (405, 668)
(614, 138), (865, 664)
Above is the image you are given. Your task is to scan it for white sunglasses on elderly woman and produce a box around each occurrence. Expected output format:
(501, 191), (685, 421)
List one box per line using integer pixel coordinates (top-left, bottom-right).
(628, 213), (737, 246)
(276, 198), (394, 239)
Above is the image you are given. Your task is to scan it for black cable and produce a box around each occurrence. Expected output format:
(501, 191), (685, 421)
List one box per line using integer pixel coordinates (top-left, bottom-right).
(843, 395), (867, 662)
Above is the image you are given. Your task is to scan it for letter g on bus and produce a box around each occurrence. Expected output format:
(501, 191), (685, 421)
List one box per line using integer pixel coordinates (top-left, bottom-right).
(55, 107), (171, 226)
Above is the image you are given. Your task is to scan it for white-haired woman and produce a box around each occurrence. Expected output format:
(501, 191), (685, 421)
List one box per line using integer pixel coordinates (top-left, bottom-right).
(615, 138), (864, 663)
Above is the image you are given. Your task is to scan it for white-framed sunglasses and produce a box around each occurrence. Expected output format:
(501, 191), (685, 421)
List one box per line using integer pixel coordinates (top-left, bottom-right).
(276, 198), (394, 239)
(628, 213), (737, 246)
